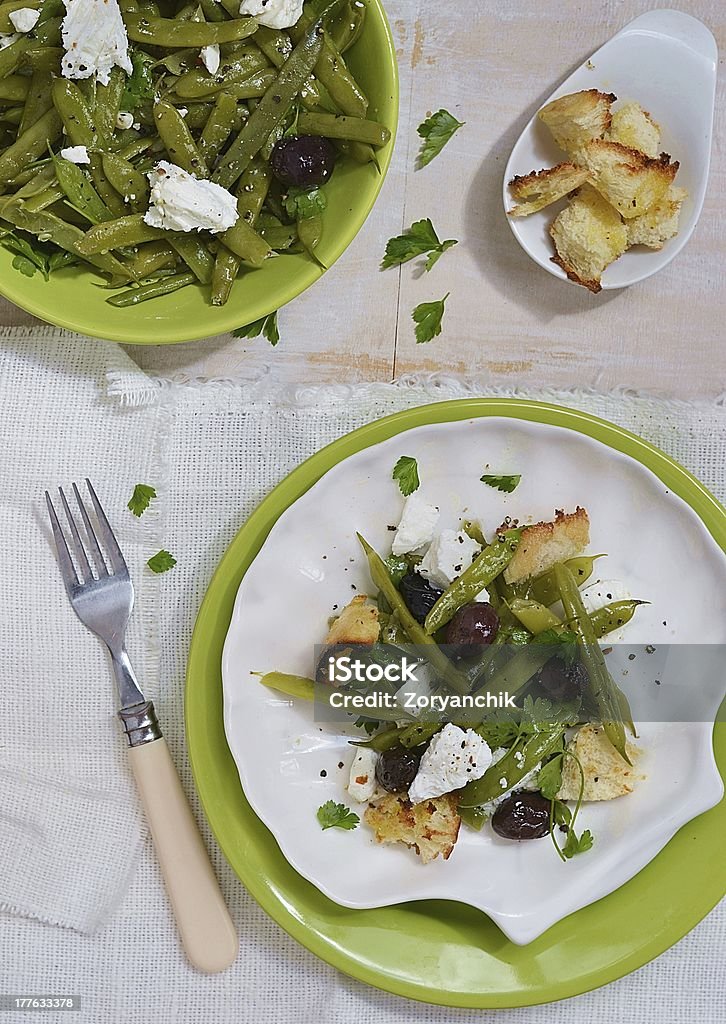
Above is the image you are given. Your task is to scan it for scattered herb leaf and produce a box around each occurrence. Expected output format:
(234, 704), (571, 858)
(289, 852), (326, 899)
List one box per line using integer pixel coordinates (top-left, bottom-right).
(121, 49), (155, 112)
(392, 455), (420, 496)
(480, 473), (521, 493)
(412, 293), (449, 343)
(537, 755), (564, 801)
(384, 554), (409, 586)
(284, 185), (326, 220)
(128, 483), (157, 518)
(381, 218), (458, 272)
(316, 800), (360, 831)
(232, 310), (280, 346)
(147, 549), (176, 574)
(563, 827), (594, 858)
(417, 109), (465, 168)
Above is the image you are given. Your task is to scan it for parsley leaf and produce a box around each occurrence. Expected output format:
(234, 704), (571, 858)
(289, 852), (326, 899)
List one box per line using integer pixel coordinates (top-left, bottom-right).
(412, 293), (449, 344)
(128, 483), (157, 518)
(121, 49), (155, 112)
(480, 473), (521, 493)
(417, 109), (465, 168)
(475, 715), (521, 750)
(316, 800), (360, 831)
(384, 554), (409, 586)
(147, 549), (176, 574)
(354, 717), (381, 735)
(563, 828), (594, 858)
(537, 755), (564, 800)
(381, 218), (458, 272)
(232, 310), (280, 346)
(1, 230), (49, 279)
(392, 455), (420, 496)
(284, 186), (326, 220)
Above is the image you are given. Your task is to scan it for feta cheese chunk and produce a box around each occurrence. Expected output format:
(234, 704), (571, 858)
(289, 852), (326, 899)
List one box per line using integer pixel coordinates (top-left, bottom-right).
(391, 492), (439, 556)
(408, 724), (492, 804)
(61, 0), (133, 86)
(239, 0), (303, 30)
(143, 161), (239, 234)
(59, 145), (90, 164)
(580, 579), (631, 615)
(347, 747), (379, 803)
(418, 531), (481, 590)
(0, 32), (20, 49)
(115, 111), (134, 130)
(8, 7), (40, 31)
(200, 42), (220, 75)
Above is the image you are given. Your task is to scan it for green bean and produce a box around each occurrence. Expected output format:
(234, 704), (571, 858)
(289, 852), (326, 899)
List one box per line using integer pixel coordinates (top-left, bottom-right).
(220, 215), (270, 266)
(53, 156), (115, 223)
(212, 5), (332, 189)
(210, 245), (240, 306)
(101, 152), (149, 212)
(32, 13), (60, 44)
(198, 0), (225, 21)
(0, 0), (40, 33)
(224, 70), (278, 101)
(0, 107), (62, 181)
(259, 222), (297, 249)
(76, 212), (165, 254)
(51, 79), (98, 147)
(153, 100), (208, 176)
(12, 161), (55, 197)
(22, 183), (64, 212)
(168, 235), (214, 283)
(353, 724), (406, 753)
(178, 103), (215, 131)
(125, 12), (257, 46)
(423, 531), (521, 636)
(125, 239), (177, 278)
(236, 157), (272, 220)
(18, 70), (53, 136)
(0, 35), (30, 77)
(329, 0), (366, 53)
(198, 92), (238, 165)
(0, 105), (22, 124)
(115, 138), (153, 162)
(290, 15), (367, 117)
(22, 45), (62, 73)
(258, 671), (316, 700)
(459, 726), (566, 807)
(85, 154), (127, 216)
(0, 198), (129, 277)
(173, 49), (269, 97)
(512, 555), (602, 606)
(335, 137), (379, 166)
(398, 721), (441, 749)
(555, 564), (630, 762)
(588, 600), (646, 638)
(107, 270), (196, 305)
(297, 212), (324, 265)
(508, 598), (562, 635)
(94, 67), (126, 143)
(0, 76), (29, 103)
(297, 111), (390, 146)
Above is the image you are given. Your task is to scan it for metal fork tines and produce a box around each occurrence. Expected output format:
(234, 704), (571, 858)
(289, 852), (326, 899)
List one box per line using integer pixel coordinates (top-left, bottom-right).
(45, 480), (160, 746)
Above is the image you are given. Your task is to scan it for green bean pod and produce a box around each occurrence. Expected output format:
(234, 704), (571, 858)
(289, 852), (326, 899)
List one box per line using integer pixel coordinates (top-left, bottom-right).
(210, 245), (241, 306)
(198, 92), (238, 165)
(0, 35), (30, 77)
(107, 270), (196, 305)
(173, 50), (269, 98)
(53, 156), (115, 223)
(219, 215), (271, 266)
(125, 12), (258, 46)
(101, 152), (149, 212)
(0, 75), (29, 103)
(290, 16), (367, 117)
(18, 70), (53, 136)
(168, 235), (214, 283)
(124, 239), (177, 279)
(0, 107), (62, 182)
(588, 600), (646, 638)
(94, 67), (126, 143)
(297, 212), (325, 266)
(153, 100), (208, 177)
(512, 555), (603, 606)
(297, 111), (390, 146)
(51, 79), (98, 147)
(76, 212), (165, 254)
(459, 726), (566, 807)
(329, 0), (366, 53)
(22, 45), (62, 73)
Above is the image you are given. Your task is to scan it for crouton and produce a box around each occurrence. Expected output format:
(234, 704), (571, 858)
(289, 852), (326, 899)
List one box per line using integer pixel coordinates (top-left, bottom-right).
(325, 595), (380, 646)
(582, 140), (678, 219)
(364, 792), (461, 864)
(504, 507), (590, 584)
(627, 184), (688, 250)
(508, 162), (589, 217)
(607, 101), (661, 158)
(538, 89), (616, 156)
(557, 724), (643, 801)
(549, 184), (628, 292)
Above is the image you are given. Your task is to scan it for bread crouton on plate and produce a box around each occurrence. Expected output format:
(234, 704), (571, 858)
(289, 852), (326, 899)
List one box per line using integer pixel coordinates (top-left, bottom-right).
(549, 183), (628, 293)
(627, 184), (688, 250)
(582, 140), (678, 219)
(364, 792), (461, 864)
(557, 724), (643, 801)
(326, 595), (380, 646)
(504, 507), (590, 584)
(538, 89), (616, 156)
(508, 162), (590, 217)
(606, 101), (661, 158)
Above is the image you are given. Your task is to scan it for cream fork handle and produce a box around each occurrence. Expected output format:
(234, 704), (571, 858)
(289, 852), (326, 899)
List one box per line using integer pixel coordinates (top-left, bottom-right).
(128, 738), (238, 973)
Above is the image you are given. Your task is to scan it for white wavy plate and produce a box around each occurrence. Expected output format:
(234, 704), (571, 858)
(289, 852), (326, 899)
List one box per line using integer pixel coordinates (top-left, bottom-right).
(222, 417), (725, 944)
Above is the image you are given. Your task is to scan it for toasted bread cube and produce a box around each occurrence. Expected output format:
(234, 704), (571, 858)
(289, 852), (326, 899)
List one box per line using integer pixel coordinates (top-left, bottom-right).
(627, 184), (688, 250)
(557, 724), (643, 801)
(508, 162), (590, 217)
(326, 595), (380, 645)
(582, 140), (678, 219)
(607, 101), (661, 158)
(538, 89), (616, 156)
(504, 507), (590, 584)
(549, 184), (627, 293)
(364, 792), (461, 864)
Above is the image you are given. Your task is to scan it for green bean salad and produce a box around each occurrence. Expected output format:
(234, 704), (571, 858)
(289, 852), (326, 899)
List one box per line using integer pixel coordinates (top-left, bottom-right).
(0, 0), (390, 306)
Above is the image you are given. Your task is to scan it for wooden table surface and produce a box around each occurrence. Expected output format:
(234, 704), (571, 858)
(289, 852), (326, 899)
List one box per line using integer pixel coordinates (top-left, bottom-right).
(2, 0), (723, 396)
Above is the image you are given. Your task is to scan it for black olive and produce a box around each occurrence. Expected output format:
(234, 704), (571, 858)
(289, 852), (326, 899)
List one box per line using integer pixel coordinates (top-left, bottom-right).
(270, 135), (337, 189)
(445, 602), (499, 652)
(534, 658), (588, 701)
(315, 643), (366, 685)
(492, 791), (552, 840)
(398, 572), (443, 624)
(376, 745), (421, 793)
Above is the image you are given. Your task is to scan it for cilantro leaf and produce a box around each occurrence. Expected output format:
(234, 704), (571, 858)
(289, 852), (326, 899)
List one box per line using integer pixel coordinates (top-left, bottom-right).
(392, 455), (420, 496)
(480, 473), (521, 493)
(232, 310), (279, 346)
(537, 755), (564, 800)
(1, 230), (49, 279)
(354, 717), (381, 735)
(147, 549), (176, 574)
(563, 827), (594, 859)
(316, 800), (360, 831)
(417, 109), (465, 168)
(12, 253), (39, 278)
(384, 554), (409, 586)
(475, 715), (520, 750)
(381, 218), (458, 272)
(128, 483), (157, 518)
(121, 49), (155, 112)
(412, 293), (449, 344)
(284, 186), (326, 220)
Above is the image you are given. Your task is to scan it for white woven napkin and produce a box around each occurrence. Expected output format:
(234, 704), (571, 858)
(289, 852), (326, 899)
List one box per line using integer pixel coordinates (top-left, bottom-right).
(0, 330), (723, 1023)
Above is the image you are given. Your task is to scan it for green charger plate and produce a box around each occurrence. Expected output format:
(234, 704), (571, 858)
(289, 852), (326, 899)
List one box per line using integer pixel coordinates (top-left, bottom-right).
(186, 399), (726, 1008)
(0, 1), (398, 345)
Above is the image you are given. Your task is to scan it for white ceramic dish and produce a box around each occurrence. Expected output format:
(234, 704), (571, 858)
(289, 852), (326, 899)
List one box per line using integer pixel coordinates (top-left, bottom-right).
(503, 9), (717, 290)
(222, 417), (725, 944)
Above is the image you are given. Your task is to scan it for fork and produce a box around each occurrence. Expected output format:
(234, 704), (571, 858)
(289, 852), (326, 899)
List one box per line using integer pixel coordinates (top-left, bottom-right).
(46, 480), (238, 973)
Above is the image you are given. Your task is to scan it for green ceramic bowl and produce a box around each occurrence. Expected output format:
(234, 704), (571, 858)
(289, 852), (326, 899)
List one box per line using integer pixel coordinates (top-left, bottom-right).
(0, 3), (398, 345)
